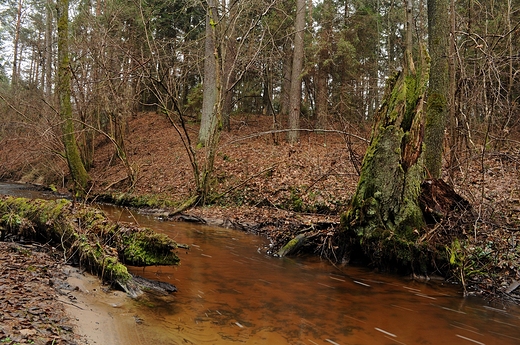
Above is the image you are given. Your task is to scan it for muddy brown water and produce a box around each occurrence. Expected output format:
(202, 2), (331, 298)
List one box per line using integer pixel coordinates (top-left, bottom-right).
(2, 182), (520, 344)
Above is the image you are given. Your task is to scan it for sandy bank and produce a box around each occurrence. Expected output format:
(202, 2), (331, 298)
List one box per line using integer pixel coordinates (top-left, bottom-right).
(60, 267), (143, 345)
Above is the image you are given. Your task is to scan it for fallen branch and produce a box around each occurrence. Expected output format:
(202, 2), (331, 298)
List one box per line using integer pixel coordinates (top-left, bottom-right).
(224, 128), (368, 146)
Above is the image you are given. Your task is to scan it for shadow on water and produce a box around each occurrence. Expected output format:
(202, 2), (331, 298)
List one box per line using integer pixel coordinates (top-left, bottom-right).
(2, 182), (520, 344)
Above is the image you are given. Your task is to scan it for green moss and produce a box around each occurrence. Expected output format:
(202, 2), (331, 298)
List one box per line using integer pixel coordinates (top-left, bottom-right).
(0, 196), (179, 292)
(99, 192), (176, 209)
(122, 229), (179, 266)
(341, 56), (430, 271)
(278, 233), (307, 257)
(103, 257), (131, 283)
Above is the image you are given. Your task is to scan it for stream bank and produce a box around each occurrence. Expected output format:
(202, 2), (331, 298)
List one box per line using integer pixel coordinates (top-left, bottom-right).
(2, 184), (520, 344)
(1, 112), (520, 303)
(0, 241), (135, 345)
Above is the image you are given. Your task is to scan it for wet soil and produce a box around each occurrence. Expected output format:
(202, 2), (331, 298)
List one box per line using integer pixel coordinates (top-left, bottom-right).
(0, 241), (134, 345)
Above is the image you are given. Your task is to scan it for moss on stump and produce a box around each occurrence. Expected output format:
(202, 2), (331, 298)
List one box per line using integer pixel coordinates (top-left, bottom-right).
(341, 55), (432, 272)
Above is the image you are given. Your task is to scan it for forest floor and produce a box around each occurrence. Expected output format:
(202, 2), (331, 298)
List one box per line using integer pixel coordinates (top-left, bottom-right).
(1, 112), (520, 343)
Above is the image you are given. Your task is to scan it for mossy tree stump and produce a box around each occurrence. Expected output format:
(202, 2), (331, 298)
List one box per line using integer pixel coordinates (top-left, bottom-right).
(341, 55), (431, 270)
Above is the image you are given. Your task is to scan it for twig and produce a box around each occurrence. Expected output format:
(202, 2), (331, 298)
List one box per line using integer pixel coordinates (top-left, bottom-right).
(224, 128), (368, 146)
(59, 300), (85, 310)
(105, 176), (129, 191)
(212, 164), (279, 202)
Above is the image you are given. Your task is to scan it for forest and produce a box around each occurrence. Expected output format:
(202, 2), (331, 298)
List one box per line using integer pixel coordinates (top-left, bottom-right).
(0, 0), (520, 299)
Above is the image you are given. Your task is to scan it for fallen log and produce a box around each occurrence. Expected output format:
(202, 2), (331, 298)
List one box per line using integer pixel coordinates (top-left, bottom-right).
(0, 196), (179, 297)
(277, 233), (308, 257)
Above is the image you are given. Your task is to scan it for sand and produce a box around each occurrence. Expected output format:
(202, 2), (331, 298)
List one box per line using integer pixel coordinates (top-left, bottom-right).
(59, 267), (142, 345)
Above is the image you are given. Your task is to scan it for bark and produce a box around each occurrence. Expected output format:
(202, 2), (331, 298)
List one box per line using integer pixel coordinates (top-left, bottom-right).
(277, 233), (307, 257)
(199, 0), (220, 145)
(425, 0), (449, 178)
(57, 0), (90, 193)
(287, 0), (305, 144)
(221, 0), (238, 131)
(447, 0), (457, 179)
(315, 0), (332, 130)
(405, 0), (415, 72)
(280, 38), (292, 123)
(0, 196), (180, 297)
(341, 52), (430, 269)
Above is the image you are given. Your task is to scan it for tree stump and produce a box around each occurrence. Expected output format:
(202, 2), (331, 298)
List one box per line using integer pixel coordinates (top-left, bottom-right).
(341, 54), (431, 270)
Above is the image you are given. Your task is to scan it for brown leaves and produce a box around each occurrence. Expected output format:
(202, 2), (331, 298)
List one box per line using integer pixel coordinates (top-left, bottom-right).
(0, 242), (77, 345)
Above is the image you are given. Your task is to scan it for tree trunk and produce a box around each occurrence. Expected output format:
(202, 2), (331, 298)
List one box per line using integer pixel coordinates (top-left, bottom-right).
(198, 0), (221, 204)
(262, 71), (273, 117)
(199, 0), (220, 146)
(287, 0), (305, 144)
(404, 0), (415, 73)
(341, 52), (430, 269)
(57, 0), (90, 193)
(280, 37), (292, 124)
(11, 0), (24, 87)
(447, 0), (457, 180)
(424, 0), (449, 178)
(221, 0), (237, 132)
(315, 0), (332, 130)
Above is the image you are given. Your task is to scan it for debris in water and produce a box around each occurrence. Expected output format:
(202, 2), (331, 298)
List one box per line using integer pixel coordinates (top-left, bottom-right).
(353, 280), (370, 287)
(375, 327), (396, 337)
(318, 283), (335, 288)
(391, 304), (415, 312)
(441, 306), (466, 314)
(345, 315), (366, 324)
(402, 285), (421, 292)
(455, 334), (486, 345)
(483, 305), (507, 313)
(414, 293), (436, 300)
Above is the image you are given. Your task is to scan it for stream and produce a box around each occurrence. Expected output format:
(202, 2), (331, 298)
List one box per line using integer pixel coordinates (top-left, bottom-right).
(2, 182), (520, 344)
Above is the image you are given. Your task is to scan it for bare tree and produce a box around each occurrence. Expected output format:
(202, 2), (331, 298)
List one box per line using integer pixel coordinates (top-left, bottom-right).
(11, 0), (24, 86)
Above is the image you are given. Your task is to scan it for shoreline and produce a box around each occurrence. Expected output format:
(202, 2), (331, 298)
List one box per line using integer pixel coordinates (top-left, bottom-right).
(60, 266), (137, 345)
(0, 241), (139, 345)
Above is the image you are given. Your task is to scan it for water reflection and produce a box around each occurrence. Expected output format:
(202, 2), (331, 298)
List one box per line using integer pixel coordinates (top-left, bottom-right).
(101, 205), (520, 345)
